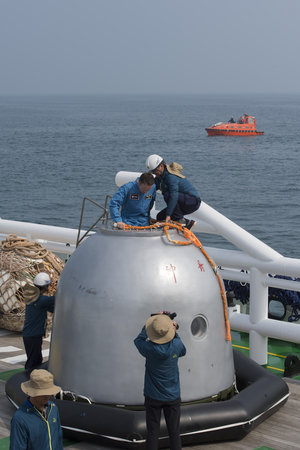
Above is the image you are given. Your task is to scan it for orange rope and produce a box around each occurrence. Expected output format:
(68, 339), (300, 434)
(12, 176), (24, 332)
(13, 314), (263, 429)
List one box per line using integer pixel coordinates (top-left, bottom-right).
(123, 222), (231, 341)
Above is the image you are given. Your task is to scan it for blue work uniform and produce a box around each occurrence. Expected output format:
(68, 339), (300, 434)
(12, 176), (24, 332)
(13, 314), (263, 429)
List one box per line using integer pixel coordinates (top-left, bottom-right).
(23, 295), (55, 337)
(134, 325), (186, 450)
(134, 326), (186, 401)
(23, 294), (55, 371)
(10, 398), (63, 450)
(110, 178), (156, 226)
(155, 168), (200, 220)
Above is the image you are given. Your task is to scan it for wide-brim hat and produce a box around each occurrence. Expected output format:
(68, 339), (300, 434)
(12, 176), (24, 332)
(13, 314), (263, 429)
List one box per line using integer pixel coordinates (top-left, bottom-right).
(23, 283), (40, 305)
(166, 162), (185, 178)
(146, 314), (175, 344)
(21, 369), (61, 397)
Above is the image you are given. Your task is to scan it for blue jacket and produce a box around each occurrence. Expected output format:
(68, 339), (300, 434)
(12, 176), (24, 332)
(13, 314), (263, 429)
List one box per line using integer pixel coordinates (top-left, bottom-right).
(110, 178), (156, 226)
(155, 168), (200, 217)
(22, 294), (55, 337)
(10, 398), (63, 450)
(134, 326), (186, 401)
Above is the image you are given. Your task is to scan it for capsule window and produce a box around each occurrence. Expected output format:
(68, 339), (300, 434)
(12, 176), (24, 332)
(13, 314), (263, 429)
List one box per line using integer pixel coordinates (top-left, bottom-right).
(190, 315), (208, 339)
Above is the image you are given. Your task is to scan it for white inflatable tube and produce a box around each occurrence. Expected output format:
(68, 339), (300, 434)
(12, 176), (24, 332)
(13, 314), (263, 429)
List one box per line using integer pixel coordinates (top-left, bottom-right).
(0, 219), (85, 246)
(192, 202), (281, 262)
(115, 171), (142, 187)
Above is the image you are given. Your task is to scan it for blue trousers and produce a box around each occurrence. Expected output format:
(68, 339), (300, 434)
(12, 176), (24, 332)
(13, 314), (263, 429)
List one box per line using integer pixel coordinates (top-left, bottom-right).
(145, 396), (182, 450)
(157, 192), (201, 221)
(23, 335), (43, 372)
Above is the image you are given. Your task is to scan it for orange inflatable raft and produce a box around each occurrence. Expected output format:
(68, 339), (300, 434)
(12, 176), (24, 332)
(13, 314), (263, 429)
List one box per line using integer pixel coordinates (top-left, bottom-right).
(206, 114), (264, 136)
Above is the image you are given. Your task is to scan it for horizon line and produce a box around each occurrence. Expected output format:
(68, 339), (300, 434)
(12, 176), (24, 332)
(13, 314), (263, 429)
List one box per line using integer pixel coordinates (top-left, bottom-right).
(0, 92), (299, 97)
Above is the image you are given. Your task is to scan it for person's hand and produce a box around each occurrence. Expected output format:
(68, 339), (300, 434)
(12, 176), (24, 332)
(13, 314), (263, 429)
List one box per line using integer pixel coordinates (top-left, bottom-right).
(173, 321), (178, 329)
(165, 216), (171, 223)
(117, 222), (126, 229)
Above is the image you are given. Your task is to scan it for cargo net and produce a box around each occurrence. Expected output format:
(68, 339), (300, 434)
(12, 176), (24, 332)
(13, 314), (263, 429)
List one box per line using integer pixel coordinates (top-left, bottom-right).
(0, 234), (64, 331)
(123, 222), (231, 342)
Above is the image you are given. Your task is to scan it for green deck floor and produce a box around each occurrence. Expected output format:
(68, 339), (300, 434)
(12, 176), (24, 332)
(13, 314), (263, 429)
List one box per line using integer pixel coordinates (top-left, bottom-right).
(232, 330), (300, 379)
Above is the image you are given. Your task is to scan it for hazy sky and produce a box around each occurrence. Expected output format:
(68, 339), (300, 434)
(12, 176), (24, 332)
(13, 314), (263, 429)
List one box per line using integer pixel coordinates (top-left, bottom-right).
(1, 0), (299, 95)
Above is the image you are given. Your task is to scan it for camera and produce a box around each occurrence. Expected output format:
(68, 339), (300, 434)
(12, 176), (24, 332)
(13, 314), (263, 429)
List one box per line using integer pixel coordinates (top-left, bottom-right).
(151, 311), (179, 329)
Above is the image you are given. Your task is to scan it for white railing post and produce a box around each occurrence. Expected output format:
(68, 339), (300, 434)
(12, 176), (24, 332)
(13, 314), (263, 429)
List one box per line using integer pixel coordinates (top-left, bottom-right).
(249, 267), (269, 364)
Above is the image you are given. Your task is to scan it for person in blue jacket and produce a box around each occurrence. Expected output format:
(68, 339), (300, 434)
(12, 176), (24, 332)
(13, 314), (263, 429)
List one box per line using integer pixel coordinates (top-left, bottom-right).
(134, 313), (186, 450)
(146, 154), (201, 229)
(22, 272), (56, 373)
(110, 172), (156, 229)
(10, 369), (63, 450)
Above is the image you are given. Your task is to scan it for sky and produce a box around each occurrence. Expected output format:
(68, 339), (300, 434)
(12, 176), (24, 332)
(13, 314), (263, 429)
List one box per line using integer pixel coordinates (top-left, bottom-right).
(0, 0), (300, 95)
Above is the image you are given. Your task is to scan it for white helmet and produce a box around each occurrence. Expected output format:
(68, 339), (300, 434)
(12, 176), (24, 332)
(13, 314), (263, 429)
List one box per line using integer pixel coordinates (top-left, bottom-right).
(146, 154), (163, 172)
(34, 272), (51, 288)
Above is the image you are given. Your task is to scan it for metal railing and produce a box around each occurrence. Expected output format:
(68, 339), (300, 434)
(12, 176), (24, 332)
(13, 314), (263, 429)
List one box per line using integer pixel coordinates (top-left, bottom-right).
(76, 196), (111, 247)
(185, 202), (300, 365)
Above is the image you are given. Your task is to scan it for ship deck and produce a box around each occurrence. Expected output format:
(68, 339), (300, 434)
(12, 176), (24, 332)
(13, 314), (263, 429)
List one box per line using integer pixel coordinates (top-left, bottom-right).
(1, 328), (300, 450)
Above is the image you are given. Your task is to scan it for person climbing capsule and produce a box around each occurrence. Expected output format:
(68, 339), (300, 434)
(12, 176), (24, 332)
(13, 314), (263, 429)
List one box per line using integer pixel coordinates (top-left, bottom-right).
(146, 154), (201, 229)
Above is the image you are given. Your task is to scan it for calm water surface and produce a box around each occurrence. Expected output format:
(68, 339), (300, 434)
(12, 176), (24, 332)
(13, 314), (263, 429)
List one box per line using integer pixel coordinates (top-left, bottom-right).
(0, 94), (299, 257)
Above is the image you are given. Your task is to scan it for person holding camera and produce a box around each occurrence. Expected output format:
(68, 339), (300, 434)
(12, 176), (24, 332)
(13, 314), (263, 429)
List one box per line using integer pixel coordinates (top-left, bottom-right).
(134, 312), (186, 450)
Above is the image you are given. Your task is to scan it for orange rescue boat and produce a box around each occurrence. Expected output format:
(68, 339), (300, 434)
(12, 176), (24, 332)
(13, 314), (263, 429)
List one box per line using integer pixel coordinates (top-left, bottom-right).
(206, 114), (264, 136)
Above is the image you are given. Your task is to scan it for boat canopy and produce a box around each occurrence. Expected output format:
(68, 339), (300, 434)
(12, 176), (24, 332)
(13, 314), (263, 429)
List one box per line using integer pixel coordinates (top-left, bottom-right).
(236, 114), (255, 124)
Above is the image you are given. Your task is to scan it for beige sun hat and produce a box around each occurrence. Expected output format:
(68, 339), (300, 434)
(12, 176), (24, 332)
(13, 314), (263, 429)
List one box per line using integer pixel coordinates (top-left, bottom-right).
(166, 162), (185, 178)
(145, 314), (176, 344)
(23, 283), (40, 305)
(21, 369), (61, 397)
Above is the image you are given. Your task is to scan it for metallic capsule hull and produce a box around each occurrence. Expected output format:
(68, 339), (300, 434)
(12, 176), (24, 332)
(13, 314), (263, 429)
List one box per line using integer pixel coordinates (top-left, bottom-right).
(49, 225), (234, 404)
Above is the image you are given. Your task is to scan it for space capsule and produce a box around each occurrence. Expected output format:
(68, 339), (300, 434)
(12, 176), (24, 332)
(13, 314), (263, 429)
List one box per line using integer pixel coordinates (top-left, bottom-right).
(49, 224), (234, 404)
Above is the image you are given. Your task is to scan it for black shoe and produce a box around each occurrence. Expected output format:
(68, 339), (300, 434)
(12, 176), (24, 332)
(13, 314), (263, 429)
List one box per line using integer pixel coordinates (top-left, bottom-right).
(185, 219), (195, 230)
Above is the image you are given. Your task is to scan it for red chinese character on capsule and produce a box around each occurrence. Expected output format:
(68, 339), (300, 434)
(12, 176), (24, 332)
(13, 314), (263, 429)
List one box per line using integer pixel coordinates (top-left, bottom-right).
(197, 260), (205, 272)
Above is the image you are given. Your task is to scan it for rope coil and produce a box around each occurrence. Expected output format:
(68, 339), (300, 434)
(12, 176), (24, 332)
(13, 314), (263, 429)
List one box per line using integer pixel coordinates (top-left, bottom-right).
(0, 234), (64, 331)
(123, 222), (231, 341)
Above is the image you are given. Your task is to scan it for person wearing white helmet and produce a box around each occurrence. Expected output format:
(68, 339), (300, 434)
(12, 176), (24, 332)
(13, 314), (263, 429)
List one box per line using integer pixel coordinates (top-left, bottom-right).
(146, 154), (201, 229)
(145, 154), (164, 173)
(22, 272), (56, 373)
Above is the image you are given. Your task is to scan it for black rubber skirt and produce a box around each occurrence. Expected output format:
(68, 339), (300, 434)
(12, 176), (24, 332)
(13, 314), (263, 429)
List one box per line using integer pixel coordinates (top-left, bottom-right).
(6, 349), (289, 448)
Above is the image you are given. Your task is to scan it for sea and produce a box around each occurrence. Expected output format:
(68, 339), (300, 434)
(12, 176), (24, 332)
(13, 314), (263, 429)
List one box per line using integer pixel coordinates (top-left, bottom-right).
(0, 93), (300, 258)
